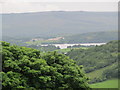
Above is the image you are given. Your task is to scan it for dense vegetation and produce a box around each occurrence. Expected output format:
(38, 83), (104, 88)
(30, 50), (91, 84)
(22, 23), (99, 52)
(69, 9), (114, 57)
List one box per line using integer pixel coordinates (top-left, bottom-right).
(1, 41), (90, 89)
(67, 45), (91, 48)
(67, 40), (119, 83)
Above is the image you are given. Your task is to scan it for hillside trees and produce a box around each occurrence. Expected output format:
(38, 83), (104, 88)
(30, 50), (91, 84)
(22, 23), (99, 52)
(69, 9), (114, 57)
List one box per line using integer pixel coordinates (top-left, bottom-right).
(67, 40), (119, 83)
(67, 40), (118, 73)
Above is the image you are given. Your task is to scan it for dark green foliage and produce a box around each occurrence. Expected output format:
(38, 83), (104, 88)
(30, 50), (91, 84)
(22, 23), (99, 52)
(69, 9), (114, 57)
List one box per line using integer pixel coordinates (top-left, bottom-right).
(1, 41), (90, 89)
(67, 45), (92, 48)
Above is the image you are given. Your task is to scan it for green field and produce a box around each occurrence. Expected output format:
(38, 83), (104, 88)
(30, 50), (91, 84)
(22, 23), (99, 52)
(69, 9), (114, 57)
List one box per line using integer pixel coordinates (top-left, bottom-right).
(55, 48), (72, 53)
(90, 79), (119, 88)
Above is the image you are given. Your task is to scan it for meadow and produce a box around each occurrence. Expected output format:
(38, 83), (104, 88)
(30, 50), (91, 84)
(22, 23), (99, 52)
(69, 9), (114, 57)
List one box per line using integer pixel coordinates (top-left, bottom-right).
(90, 79), (118, 88)
(55, 47), (88, 54)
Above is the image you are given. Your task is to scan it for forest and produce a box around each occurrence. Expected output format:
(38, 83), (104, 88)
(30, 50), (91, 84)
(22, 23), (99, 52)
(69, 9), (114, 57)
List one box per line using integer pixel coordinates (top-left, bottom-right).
(1, 9), (118, 89)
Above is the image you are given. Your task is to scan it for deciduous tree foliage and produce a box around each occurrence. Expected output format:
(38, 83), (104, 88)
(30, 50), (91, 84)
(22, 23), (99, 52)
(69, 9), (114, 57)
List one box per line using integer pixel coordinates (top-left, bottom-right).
(1, 42), (90, 89)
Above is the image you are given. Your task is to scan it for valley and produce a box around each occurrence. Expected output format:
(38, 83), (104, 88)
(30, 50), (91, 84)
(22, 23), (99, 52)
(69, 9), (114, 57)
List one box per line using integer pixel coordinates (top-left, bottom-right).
(1, 11), (118, 89)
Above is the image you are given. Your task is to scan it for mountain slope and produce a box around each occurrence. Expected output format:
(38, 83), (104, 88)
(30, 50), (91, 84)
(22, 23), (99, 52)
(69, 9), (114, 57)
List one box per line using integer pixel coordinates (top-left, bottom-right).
(63, 31), (118, 43)
(1, 11), (117, 38)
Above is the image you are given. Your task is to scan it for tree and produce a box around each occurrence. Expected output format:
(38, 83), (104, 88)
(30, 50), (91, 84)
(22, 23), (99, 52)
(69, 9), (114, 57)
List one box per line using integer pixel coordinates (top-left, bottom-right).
(1, 41), (90, 89)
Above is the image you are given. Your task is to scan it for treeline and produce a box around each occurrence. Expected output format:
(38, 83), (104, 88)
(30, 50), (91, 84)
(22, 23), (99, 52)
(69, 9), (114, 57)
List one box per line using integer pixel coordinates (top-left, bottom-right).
(1, 41), (90, 89)
(28, 45), (60, 52)
(67, 45), (93, 49)
(67, 40), (119, 83)
(62, 31), (117, 43)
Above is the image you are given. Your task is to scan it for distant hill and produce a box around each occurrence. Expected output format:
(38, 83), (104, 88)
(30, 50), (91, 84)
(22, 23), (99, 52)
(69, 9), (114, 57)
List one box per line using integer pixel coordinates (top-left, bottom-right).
(3, 31), (118, 45)
(63, 31), (118, 43)
(1, 11), (117, 38)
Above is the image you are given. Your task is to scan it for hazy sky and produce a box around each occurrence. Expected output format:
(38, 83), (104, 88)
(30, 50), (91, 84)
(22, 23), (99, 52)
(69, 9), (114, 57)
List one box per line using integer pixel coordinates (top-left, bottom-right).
(0, 0), (119, 13)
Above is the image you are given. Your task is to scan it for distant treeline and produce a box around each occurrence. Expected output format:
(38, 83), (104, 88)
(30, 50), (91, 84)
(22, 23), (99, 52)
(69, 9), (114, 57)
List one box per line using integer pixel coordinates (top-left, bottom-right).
(28, 45), (60, 52)
(3, 31), (118, 46)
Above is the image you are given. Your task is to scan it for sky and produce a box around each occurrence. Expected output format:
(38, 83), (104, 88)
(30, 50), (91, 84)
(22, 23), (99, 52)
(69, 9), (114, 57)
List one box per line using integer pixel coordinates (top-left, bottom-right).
(0, 0), (119, 13)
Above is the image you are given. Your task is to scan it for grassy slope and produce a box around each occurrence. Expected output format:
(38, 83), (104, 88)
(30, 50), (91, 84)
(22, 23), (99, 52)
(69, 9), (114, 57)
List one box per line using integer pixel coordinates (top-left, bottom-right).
(87, 62), (118, 88)
(87, 62), (118, 81)
(55, 48), (72, 53)
(90, 79), (118, 88)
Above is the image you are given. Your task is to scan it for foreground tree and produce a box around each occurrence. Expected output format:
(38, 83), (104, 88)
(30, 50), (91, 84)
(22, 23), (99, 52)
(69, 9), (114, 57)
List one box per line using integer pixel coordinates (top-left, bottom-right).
(1, 42), (90, 89)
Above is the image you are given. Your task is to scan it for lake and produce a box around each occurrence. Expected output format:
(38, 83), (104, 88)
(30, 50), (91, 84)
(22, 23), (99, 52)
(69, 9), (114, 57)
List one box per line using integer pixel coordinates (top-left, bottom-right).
(41, 43), (106, 49)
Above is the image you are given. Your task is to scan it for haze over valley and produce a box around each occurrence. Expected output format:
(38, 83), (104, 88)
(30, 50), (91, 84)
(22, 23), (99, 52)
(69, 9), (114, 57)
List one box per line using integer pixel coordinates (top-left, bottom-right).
(1, 11), (117, 38)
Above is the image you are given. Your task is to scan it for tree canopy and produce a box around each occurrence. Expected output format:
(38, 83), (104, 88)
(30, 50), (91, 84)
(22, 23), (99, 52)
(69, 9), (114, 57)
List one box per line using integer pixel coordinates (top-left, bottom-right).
(1, 41), (90, 89)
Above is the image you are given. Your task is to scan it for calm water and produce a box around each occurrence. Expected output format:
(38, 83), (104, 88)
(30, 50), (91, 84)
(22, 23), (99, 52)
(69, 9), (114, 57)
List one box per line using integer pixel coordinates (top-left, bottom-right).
(41, 43), (106, 49)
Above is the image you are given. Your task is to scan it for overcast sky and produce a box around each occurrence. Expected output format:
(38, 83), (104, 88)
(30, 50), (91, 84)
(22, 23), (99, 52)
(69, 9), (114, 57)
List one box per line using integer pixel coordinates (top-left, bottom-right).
(0, 0), (119, 13)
